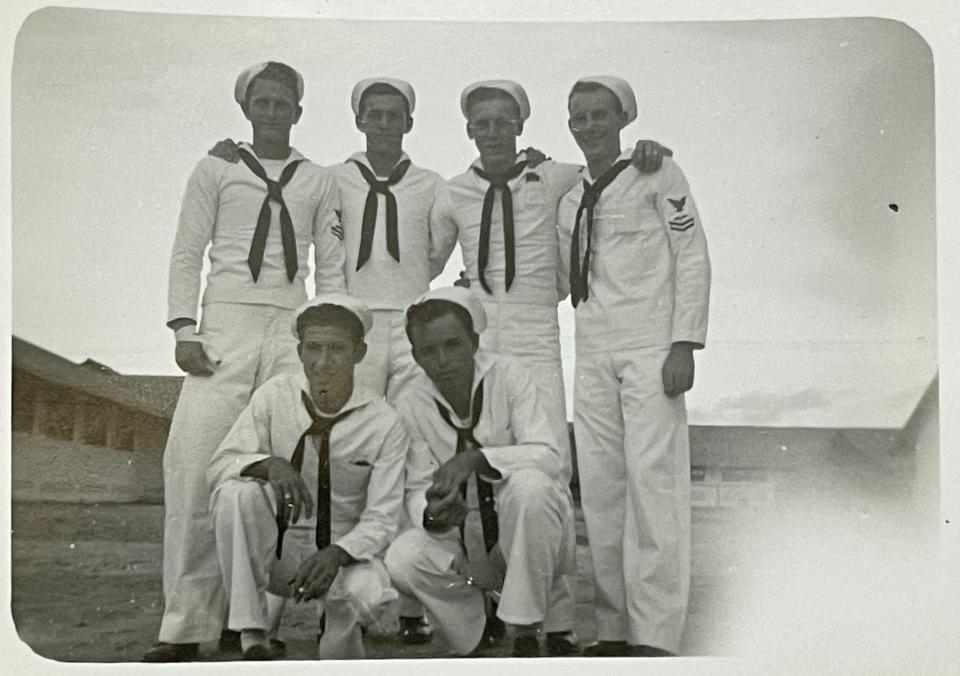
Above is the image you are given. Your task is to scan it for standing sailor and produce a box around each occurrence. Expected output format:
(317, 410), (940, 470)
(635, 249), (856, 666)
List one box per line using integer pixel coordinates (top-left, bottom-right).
(143, 61), (346, 662)
(558, 76), (711, 657)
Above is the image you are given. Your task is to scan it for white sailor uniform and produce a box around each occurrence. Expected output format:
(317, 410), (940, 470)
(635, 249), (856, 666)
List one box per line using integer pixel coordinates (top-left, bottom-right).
(558, 153), (710, 652)
(331, 152), (449, 403)
(384, 353), (576, 654)
(208, 373), (407, 658)
(160, 144), (346, 644)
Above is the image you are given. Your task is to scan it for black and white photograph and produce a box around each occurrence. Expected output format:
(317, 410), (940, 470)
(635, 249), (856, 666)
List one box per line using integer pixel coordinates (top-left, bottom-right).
(3, 1), (958, 674)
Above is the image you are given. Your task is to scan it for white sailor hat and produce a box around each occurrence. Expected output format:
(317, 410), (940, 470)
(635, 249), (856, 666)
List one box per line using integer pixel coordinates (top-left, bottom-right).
(234, 62), (305, 106)
(292, 293), (373, 338)
(351, 77), (416, 115)
(408, 286), (487, 335)
(572, 75), (637, 125)
(460, 80), (531, 122)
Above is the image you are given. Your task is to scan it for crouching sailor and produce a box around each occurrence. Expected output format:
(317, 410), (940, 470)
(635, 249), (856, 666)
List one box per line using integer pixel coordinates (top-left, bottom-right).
(207, 293), (409, 660)
(384, 287), (577, 657)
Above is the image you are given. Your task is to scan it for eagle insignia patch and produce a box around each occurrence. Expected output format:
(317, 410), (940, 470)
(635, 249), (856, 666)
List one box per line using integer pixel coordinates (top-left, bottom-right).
(667, 196), (695, 232)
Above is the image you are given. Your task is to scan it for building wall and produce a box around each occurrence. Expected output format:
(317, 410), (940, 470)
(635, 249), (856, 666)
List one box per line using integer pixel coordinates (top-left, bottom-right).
(11, 373), (168, 503)
(11, 432), (163, 503)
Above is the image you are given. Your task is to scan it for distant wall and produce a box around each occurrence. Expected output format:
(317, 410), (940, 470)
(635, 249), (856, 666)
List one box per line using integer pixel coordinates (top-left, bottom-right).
(11, 432), (163, 503)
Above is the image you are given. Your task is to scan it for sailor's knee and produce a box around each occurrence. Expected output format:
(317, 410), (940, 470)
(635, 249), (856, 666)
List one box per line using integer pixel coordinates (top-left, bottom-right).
(213, 479), (268, 522)
(384, 528), (446, 590)
(503, 468), (557, 506)
(331, 563), (396, 622)
(384, 529), (424, 582)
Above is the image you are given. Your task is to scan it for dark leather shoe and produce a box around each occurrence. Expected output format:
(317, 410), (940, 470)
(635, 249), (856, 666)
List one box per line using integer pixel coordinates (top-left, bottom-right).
(582, 640), (630, 657)
(512, 635), (542, 657)
(242, 644), (273, 661)
(241, 639), (286, 661)
(398, 616), (434, 645)
(218, 629), (241, 653)
(479, 613), (506, 648)
(630, 644), (675, 657)
(545, 631), (581, 656)
(142, 642), (199, 662)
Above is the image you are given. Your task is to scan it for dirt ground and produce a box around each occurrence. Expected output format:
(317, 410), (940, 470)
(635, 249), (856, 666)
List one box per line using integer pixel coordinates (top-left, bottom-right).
(9, 500), (754, 663)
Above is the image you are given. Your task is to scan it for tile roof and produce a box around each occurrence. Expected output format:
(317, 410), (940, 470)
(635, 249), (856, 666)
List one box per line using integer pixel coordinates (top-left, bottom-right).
(12, 336), (182, 420)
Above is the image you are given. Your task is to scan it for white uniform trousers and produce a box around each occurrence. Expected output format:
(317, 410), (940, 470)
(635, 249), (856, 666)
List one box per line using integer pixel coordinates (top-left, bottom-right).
(213, 479), (397, 659)
(354, 309), (419, 405)
(574, 345), (692, 653)
(159, 302), (301, 644)
(479, 299), (578, 633)
(385, 468), (576, 654)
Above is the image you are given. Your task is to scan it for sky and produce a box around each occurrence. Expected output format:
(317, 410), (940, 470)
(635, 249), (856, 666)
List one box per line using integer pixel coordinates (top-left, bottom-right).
(9, 7), (939, 428)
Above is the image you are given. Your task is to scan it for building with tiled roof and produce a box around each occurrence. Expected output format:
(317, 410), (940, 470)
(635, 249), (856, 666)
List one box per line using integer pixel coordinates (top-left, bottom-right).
(11, 336), (184, 503)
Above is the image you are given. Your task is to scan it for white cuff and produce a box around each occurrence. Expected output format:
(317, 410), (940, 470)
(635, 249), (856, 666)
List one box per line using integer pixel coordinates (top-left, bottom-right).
(174, 325), (201, 342)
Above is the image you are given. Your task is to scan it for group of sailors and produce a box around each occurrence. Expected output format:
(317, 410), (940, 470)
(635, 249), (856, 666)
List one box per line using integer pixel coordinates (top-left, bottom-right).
(142, 60), (711, 662)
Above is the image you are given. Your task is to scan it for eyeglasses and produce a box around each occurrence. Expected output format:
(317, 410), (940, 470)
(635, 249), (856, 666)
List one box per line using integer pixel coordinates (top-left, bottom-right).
(467, 118), (520, 135)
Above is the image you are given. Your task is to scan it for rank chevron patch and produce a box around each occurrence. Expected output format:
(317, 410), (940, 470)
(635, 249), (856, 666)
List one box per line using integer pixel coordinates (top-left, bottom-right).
(332, 210), (344, 240)
(667, 195), (695, 231)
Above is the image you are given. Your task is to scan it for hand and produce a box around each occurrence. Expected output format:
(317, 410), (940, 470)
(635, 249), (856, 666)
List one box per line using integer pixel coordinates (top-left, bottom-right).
(290, 546), (351, 602)
(661, 342), (695, 398)
(522, 147), (550, 167)
(427, 449), (483, 501)
(208, 138), (241, 163)
(453, 270), (471, 288)
(423, 491), (468, 531)
(630, 140), (673, 174)
(265, 457), (315, 526)
(174, 340), (217, 376)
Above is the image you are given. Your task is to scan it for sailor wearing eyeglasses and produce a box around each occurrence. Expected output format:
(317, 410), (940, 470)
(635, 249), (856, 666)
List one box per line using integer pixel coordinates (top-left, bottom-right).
(428, 79), (672, 655)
